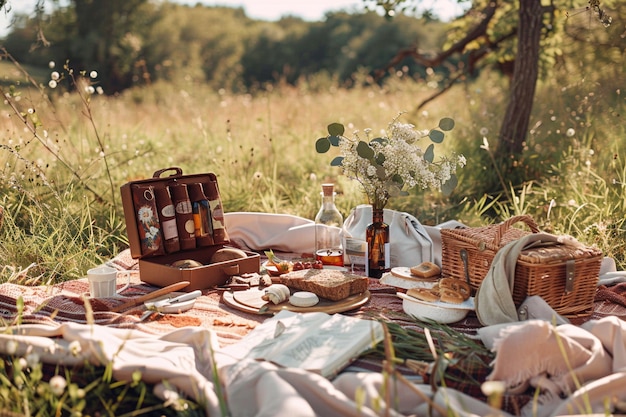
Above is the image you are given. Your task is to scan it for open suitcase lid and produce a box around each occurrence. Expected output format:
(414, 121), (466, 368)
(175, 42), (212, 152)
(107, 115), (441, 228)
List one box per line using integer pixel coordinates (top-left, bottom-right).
(120, 167), (229, 259)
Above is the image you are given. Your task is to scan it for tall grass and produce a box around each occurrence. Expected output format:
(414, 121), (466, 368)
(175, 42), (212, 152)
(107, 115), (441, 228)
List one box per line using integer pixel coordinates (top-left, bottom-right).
(1, 56), (625, 284)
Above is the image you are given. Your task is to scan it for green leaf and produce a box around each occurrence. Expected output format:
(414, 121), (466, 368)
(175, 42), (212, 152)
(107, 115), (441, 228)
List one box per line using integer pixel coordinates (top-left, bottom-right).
(370, 137), (387, 146)
(375, 153), (386, 165)
(391, 173), (404, 185)
(424, 143), (435, 163)
(375, 165), (386, 179)
(328, 123), (345, 136)
(329, 135), (341, 146)
(429, 129), (445, 143)
(438, 117), (455, 131)
(387, 183), (403, 197)
(442, 174), (458, 196)
(330, 156), (344, 166)
(356, 141), (375, 159)
(315, 137), (331, 153)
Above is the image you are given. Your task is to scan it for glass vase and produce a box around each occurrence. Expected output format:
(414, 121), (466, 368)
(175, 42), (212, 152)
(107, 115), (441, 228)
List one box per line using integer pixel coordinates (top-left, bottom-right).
(366, 208), (390, 278)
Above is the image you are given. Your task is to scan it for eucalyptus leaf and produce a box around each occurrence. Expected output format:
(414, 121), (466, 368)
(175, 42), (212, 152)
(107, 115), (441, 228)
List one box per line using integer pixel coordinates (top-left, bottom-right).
(424, 143), (435, 163)
(357, 141), (375, 159)
(375, 153), (386, 166)
(330, 156), (344, 166)
(370, 137), (387, 146)
(328, 123), (345, 136)
(438, 117), (455, 131)
(391, 173), (404, 185)
(387, 184), (402, 197)
(429, 129), (445, 143)
(329, 135), (341, 147)
(315, 137), (331, 153)
(441, 174), (458, 196)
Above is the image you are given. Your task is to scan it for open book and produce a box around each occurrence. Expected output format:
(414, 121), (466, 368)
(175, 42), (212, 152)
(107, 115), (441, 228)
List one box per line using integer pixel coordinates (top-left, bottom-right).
(223, 310), (384, 378)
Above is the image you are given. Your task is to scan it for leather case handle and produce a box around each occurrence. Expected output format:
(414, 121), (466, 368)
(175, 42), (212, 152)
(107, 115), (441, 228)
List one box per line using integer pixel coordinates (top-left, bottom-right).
(152, 167), (183, 178)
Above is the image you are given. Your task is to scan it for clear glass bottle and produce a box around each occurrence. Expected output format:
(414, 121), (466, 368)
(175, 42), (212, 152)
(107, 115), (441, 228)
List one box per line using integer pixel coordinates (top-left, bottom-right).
(314, 183), (344, 266)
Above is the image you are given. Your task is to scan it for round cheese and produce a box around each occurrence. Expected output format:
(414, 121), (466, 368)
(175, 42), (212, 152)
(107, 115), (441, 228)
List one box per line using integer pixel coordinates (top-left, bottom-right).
(289, 291), (319, 307)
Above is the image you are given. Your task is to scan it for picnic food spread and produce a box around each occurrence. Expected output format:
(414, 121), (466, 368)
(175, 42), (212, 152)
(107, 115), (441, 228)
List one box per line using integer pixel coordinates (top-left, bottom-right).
(275, 268), (369, 301)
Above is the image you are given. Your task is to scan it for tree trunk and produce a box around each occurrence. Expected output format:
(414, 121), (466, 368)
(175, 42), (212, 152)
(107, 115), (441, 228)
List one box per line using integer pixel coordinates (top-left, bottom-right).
(495, 0), (543, 167)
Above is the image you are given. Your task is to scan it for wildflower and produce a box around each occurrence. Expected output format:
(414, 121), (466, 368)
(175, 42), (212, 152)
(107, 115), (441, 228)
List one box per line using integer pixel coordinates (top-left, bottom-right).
(89, 70), (98, 79)
(480, 136), (490, 151)
(252, 171), (263, 181)
(5, 340), (18, 355)
(26, 352), (40, 368)
(49, 375), (67, 396)
(566, 128), (575, 137)
(96, 86), (104, 95)
(85, 85), (95, 95)
(479, 127), (489, 136)
(51, 71), (60, 81)
(48, 61), (55, 69)
(69, 340), (82, 356)
(48, 80), (58, 89)
(309, 173), (317, 182)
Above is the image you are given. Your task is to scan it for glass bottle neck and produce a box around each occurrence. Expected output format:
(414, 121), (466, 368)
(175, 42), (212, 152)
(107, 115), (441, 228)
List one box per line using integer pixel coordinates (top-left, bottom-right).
(372, 208), (384, 223)
(322, 195), (336, 209)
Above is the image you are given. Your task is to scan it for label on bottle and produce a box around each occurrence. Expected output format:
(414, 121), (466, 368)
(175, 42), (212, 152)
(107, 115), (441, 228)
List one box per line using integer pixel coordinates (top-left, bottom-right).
(161, 218), (178, 240)
(383, 242), (391, 269)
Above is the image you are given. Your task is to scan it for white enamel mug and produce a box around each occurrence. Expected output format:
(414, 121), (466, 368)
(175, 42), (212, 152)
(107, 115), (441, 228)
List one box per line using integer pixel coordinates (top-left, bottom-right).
(87, 266), (131, 298)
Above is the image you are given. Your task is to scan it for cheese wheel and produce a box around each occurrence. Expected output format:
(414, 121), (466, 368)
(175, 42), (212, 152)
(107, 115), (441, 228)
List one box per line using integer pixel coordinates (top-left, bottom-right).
(289, 291), (319, 307)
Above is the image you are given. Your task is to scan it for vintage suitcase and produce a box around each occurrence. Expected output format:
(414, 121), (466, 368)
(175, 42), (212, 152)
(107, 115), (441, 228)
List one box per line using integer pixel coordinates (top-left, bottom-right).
(120, 167), (260, 291)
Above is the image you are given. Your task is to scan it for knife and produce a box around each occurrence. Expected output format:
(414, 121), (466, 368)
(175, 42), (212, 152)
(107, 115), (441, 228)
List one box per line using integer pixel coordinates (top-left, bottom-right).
(111, 281), (191, 312)
(145, 290), (202, 311)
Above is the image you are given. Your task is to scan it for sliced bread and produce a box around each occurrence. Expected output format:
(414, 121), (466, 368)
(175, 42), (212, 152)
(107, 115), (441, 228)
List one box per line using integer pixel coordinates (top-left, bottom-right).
(277, 268), (368, 301)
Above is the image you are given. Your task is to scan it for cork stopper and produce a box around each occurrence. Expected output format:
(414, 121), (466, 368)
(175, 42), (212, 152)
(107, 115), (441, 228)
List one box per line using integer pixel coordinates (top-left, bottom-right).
(321, 183), (335, 197)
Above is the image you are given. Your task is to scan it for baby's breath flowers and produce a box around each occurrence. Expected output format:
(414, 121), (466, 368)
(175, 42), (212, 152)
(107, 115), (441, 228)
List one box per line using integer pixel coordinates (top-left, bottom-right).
(316, 113), (465, 209)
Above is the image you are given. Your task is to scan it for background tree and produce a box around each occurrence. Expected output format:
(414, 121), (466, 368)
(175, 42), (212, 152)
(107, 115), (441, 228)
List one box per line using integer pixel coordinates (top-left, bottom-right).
(366, 0), (617, 195)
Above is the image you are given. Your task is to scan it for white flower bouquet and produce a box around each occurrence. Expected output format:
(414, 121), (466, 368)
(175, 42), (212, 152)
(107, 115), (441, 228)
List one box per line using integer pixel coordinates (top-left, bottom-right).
(315, 113), (466, 209)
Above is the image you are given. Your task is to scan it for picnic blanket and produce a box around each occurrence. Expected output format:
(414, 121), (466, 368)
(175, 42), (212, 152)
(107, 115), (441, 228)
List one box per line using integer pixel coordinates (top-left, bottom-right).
(2, 212), (626, 416)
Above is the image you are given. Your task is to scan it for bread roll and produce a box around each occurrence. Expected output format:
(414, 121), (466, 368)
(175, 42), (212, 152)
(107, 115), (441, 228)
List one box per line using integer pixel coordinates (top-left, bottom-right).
(210, 247), (247, 264)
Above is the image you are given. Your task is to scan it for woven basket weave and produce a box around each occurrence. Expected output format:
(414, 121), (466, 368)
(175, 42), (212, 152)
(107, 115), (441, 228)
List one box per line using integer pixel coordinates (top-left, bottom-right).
(441, 215), (602, 318)
(441, 215), (540, 290)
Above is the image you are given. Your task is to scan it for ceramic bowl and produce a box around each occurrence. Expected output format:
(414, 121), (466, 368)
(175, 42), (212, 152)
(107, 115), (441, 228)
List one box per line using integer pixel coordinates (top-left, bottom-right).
(397, 292), (474, 324)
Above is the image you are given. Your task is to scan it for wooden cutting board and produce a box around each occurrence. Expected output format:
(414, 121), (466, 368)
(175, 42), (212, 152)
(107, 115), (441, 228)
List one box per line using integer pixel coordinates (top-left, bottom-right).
(222, 286), (371, 315)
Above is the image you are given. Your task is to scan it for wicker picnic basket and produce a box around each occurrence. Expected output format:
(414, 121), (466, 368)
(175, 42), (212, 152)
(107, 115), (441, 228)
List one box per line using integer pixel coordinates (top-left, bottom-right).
(441, 215), (540, 290)
(441, 215), (603, 318)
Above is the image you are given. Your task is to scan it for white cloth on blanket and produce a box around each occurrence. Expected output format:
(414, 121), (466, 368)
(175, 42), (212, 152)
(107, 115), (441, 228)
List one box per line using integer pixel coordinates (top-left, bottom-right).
(0, 323), (225, 416)
(478, 316), (626, 417)
(224, 211), (461, 265)
(224, 212), (316, 254)
(3, 316), (626, 416)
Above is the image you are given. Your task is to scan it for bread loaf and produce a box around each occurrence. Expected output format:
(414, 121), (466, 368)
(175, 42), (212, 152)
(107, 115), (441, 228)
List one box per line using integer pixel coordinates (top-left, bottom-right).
(277, 268), (368, 301)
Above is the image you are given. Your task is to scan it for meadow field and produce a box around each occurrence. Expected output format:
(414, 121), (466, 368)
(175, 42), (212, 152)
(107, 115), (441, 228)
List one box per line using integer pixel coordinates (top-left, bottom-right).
(1, 56), (625, 284)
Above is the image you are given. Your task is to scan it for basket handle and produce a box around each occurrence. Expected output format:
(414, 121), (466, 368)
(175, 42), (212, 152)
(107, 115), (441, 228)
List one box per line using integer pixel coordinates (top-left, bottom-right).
(152, 167), (183, 178)
(493, 215), (540, 247)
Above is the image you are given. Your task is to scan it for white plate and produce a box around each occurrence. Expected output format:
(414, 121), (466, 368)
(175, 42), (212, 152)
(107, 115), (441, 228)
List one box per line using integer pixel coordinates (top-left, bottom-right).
(390, 266), (440, 280)
(397, 292), (474, 323)
(380, 273), (438, 290)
